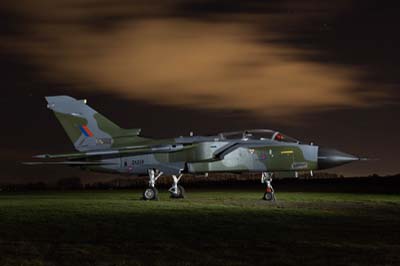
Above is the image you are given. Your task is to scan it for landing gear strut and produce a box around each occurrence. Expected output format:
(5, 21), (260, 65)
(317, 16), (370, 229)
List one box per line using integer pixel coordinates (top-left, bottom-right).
(169, 174), (185, 199)
(261, 172), (275, 201)
(143, 169), (163, 200)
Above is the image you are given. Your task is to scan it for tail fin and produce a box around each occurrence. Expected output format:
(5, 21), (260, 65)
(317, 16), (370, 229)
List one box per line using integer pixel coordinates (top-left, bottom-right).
(46, 95), (143, 151)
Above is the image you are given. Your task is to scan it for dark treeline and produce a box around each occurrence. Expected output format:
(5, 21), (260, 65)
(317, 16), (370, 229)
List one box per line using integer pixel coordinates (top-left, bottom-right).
(1, 173), (399, 194)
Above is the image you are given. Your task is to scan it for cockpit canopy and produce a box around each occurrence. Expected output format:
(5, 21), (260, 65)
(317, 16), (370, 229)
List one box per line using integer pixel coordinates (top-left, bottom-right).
(218, 129), (300, 143)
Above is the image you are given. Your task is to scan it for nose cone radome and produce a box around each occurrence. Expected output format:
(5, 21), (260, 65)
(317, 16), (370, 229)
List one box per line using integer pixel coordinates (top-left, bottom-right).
(318, 147), (359, 170)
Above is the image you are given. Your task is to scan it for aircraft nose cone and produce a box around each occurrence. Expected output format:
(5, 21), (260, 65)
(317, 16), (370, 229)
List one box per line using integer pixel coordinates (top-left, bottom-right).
(318, 147), (359, 169)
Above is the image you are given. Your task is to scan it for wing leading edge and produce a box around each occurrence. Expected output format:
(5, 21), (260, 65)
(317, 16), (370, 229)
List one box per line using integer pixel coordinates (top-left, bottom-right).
(22, 161), (118, 166)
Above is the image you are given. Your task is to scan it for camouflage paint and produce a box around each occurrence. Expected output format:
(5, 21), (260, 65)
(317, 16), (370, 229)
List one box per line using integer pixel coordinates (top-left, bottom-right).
(38, 96), (326, 177)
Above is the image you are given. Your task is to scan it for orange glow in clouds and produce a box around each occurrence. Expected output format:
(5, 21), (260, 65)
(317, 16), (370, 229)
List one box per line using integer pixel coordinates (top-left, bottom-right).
(4, 0), (369, 117)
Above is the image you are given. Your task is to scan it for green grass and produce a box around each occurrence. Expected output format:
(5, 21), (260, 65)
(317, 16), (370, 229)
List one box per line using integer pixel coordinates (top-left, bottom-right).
(0, 189), (400, 266)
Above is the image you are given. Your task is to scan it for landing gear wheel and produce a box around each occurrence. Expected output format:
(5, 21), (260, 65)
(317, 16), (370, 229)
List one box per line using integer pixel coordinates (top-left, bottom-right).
(261, 172), (276, 201)
(263, 191), (274, 201)
(142, 169), (163, 200)
(143, 187), (158, 200)
(170, 185), (185, 199)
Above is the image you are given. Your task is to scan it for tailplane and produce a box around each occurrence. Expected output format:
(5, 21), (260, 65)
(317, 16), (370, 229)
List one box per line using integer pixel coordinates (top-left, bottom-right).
(46, 95), (144, 151)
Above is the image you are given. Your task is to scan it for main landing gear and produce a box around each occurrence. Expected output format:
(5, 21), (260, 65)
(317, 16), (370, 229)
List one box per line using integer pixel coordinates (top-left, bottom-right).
(261, 172), (276, 201)
(169, 174), (185, 199)
(142, 169), (185, 200)
(143, 169), (163, 200)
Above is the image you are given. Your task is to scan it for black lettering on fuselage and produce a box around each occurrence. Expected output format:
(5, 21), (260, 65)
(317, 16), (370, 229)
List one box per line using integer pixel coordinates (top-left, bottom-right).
(132, 159), (144, 165)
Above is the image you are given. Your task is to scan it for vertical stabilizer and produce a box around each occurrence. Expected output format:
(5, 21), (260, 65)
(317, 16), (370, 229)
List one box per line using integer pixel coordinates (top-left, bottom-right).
(45, 96), (142, 151)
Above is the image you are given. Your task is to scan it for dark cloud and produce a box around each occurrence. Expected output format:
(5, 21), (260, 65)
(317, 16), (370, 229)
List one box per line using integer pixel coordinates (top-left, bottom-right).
(270, 1), (400, 94)
(1, 1), (373, 116)
(175, 0), (400, 102)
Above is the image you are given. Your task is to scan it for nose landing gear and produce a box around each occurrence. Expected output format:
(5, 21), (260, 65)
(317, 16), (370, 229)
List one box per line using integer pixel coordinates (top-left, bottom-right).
(261, 172), (276, 201)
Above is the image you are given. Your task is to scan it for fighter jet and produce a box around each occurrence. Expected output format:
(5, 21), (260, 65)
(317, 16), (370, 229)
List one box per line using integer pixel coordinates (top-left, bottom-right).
(26, 96), (362, 201)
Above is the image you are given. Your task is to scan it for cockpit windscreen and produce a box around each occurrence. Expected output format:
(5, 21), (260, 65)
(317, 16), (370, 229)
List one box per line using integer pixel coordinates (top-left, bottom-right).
(219, 129), (300, 143)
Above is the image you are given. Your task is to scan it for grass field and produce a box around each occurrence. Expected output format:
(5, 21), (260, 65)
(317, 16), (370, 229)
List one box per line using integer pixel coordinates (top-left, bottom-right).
(0, 189), (400, 266)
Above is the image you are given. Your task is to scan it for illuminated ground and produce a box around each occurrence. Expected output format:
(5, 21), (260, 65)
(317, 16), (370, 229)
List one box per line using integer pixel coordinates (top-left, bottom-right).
(0, 189), (399, 266)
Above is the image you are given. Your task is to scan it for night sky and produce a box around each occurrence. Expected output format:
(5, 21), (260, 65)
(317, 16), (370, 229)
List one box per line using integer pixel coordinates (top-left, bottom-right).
(1, 0), (399, 183)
